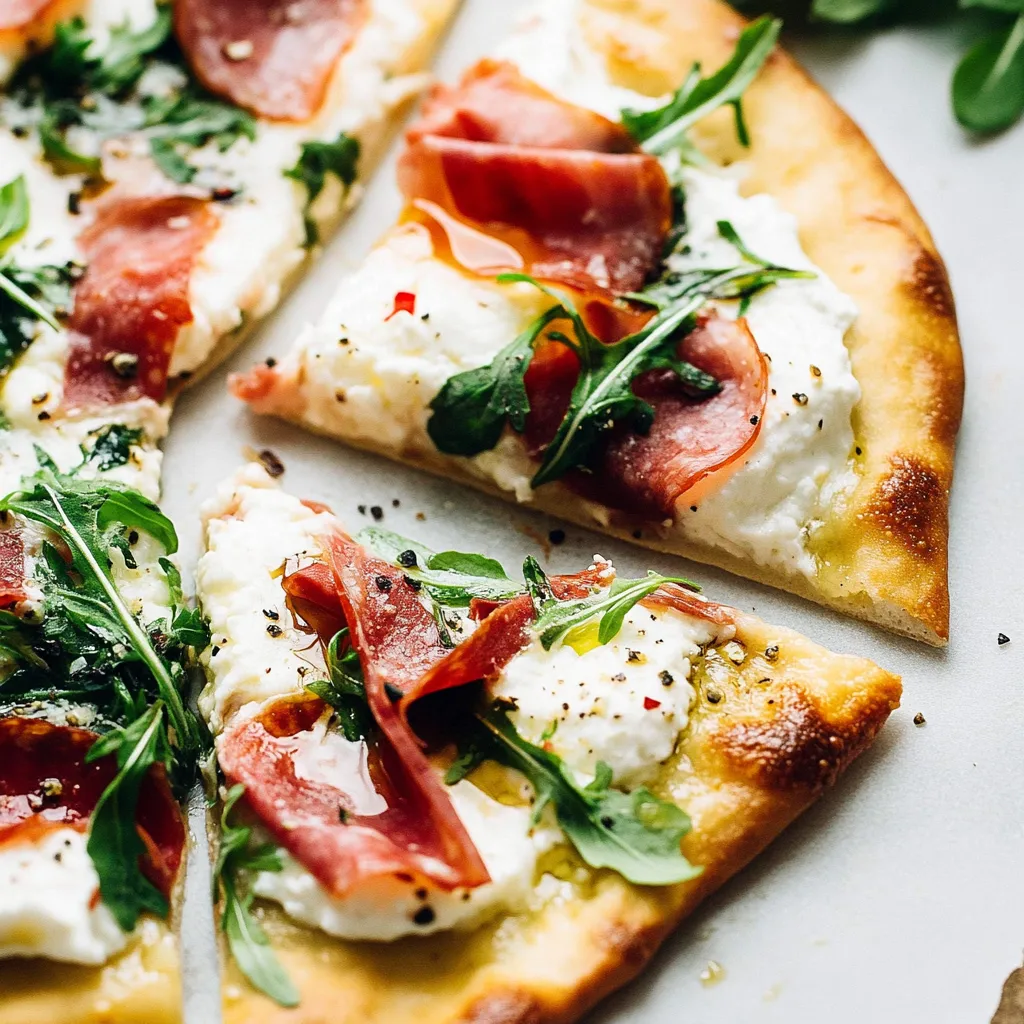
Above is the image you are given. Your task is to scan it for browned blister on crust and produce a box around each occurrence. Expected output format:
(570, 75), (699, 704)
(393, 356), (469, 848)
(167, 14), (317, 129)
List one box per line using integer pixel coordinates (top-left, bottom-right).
(221, 614), (901, 1024)
(578, 0), (963, 644)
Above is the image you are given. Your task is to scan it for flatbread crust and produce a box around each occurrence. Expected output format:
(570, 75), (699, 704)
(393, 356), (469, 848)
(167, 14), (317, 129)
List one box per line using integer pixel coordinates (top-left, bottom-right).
(0, 3), (460, 1020)
(221, 613), (901, 1024)
(248, 0), (962, 646)
(0, 918), (181, 1024)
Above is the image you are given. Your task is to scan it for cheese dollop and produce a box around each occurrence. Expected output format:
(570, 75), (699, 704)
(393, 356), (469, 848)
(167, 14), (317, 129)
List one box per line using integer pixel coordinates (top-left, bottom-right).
(0, 827), (128, 964)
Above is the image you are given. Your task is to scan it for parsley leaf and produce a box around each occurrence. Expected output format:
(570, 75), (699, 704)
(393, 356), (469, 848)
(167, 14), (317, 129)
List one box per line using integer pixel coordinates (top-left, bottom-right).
(532, 571), (700, 651)
(622, 16), (781, 156)
(215, 785), (299, 1008)
(459, 708), (701, 886)
(285, 132), (360, 244)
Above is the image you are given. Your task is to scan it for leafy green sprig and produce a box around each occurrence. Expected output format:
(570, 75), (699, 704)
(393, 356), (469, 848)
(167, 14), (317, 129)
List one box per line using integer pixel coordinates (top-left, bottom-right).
(737, 0), (1024, 133)
(0, 467), (206, 929)
(623, 16), (782, 159)
(305, 628), (374, 742)
(427, 227), (810, 489)
(449, 707), (701, 886)
(0, 176), (73, 373)
(285, 133), (361, 245)
(215, 785), (299, 1008)
(10, 9), (256, 186)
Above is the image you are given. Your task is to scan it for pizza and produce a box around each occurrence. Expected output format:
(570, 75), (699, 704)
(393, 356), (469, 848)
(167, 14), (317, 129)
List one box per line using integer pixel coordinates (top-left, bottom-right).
(0, 0), (459, 499)
(196, 463), (900, 1023)
(233, 0), (965, 646)
(0, 455), (204, 1023)
(0, 0), (460, 1019)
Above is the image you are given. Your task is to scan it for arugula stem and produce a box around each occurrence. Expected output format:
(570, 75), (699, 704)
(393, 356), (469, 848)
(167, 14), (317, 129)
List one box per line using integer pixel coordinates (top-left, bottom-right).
(0, 270), (61, 331)
(40, 484), (192, 742)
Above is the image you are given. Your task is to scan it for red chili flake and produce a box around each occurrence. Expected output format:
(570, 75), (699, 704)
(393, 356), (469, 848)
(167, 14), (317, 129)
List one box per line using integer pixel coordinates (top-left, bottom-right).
(643, 696), (661, 710)
(385, 291), (416, 321)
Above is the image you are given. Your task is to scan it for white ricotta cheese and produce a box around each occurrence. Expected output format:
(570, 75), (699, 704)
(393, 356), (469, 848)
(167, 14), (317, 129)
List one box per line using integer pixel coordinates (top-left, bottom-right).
(270, 7), (862, 579)
(0, 826), (128, 964)
(196, 465), (338, 733)
(492, 576), (721, 786)
(252, 781), (550, 942)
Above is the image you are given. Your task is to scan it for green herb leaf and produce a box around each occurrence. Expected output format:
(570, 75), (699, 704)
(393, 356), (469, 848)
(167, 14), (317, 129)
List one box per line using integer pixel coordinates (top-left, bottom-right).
(623, 17), (781, 156)
(358, 527), (522, 606)
(216, 785), (299, 1008)
(532, 571), (698, 650)
(305, 629), (373, 742)
(90, 6), (172, 93)
(810, 0), (891, 22)
(81, 424), (145, 471)
(426, 307), (562, 457)
(144, 90), (257, 184)
(284, 132), (360, 244)
(464, 709), (701, 886)
(0, 471), (199, 758)
(0, 175), (30, 255)
(953, 14), (1024, 132)
(86, 702), (171, 930)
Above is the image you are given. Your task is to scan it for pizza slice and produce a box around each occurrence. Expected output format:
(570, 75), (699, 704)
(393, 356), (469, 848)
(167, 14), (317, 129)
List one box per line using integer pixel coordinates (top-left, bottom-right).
(0, 457), (207, 1023)
(0, 0), (460, 497)
(196, 464), (901, 1022)
(234, 0), (964, 646)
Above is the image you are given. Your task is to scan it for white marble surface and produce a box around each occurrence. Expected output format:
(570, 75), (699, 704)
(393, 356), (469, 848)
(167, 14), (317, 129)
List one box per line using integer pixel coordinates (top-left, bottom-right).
(168, 5), (1024, 1022)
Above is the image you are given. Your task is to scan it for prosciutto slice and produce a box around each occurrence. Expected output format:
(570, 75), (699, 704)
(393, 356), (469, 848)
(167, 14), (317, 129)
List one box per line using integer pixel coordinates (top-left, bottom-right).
(525, 315), (769, 517)
(219, 531), (490, 896)
(0, 717), (185, 897)
(0, 0), (53, 29)
(64, 195), (219, 408)
(398, 60), (671, 294)
(174, 0), (366, 121)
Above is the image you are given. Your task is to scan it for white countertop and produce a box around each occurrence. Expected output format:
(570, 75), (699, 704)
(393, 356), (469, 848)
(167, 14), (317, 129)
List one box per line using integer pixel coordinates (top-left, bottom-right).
(168, 4), (1024, 1022)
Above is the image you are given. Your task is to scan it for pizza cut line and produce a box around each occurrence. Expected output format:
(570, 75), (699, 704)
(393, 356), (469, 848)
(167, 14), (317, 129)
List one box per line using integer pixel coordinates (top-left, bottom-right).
(234, 0), (964, 646)
(0, 0), (460, 1020)
(196, 463), (901, 1022)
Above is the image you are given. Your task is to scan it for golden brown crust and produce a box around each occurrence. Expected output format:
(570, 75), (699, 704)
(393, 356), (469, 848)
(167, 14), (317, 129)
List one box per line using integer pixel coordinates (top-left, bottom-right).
(251, 0), (962, 645)
(221, 614), (900, 1024)
(593, 0), (962, 644)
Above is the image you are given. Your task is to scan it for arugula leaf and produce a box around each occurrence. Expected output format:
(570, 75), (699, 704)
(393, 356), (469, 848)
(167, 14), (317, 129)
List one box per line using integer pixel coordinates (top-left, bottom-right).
(86, 702), (171, 929)
(426, 307), (562, 458)
(305, 629), (373, 742)
(0, 176), (29, 256)
(623, 17), (781, 156)
(811, 0), (891, 21)
(216, 785), (299, 1008)
(285, 132), (361, 244)
(150, 557), (211, 654)
(462, 709), (701, 886)
(358, 527), (522, 606)
(532, 571), (700, 651)
(17, 10), (255, 187)
(0, 471), (199, 757)
(953, 13), (1024, 131)
(81, 424), (144, 471)
(144, 90), (256, 185)
(89, 6), (172, 93)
